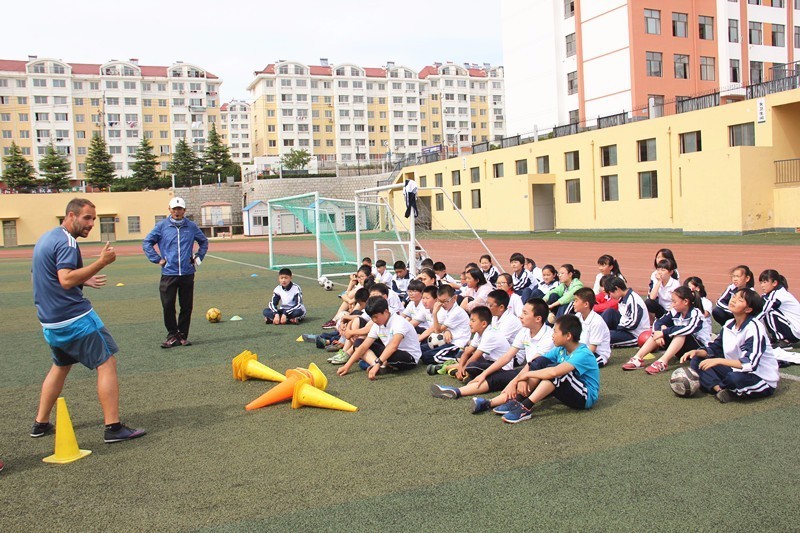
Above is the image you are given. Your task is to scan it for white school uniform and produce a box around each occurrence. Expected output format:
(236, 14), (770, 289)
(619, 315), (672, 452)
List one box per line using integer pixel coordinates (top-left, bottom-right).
(512, 324), (555, 365)
(469, 328), (513, 369)
(707, 317), (779, 388)
(699, 296), (713, 345)
(437, 304), (471, 347)
(655, 277), (680, 311)
(508, 292), (523, 317)
(368, 314), (422, 362)
(491, 308), (522, 344)
(412, 305), (434, 330)
(578, 311), (612, 365)
(758, 286), (800, 339)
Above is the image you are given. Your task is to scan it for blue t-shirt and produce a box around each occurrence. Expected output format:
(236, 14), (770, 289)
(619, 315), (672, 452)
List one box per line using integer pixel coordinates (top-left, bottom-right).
(32, 227), (92, 325)
(541, 343), (600, 408)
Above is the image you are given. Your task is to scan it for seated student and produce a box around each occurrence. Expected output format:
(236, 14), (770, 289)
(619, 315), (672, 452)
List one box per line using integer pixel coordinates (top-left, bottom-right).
(495, 273), (523, 317)
(528, 264), (558, 300)
(601, 277), (651, 348)
(370, 283), (404, 315)
(420, 285), (472, 364)
(430, 306), (511, 395)
(416, 268), (438, 288)
(544, 264), (584, 318)
(420, 257), (435, 271)
(390, 260), (411, 302)
(460, 267), (492, 312)
(263, 268), (306, 325)
(402, 280), (426, 332)
(434, 261), (460, 290)
(509, 252), (533, 299)
(336, 296), (421, 380)
(713, 265), (755, 326)
(327, 288), (373, 364)
(491, 314), (600, 424)
(681, 289), (780, 403)
(414, 246), (430, 271)
(645, 258), (680, 320)
(412, 285), (438, 337)
(479, 254), (500, 287)
(757, 269), (800, 348)
(592, 274), (619, 315)
(361, 257), (374, 275)
(593, 254), (625, 294)
(525, 257), (543, 285)
(487, 289), (522, 346)
(450, 299), (555, 411)
(622, 286), (704, 374)
(322, 265), (373, 329)
(374, 259), (393, 285)
(572, 288), (612, 367)
(685, 276), (713, 347)
(648, 248), (680, 288)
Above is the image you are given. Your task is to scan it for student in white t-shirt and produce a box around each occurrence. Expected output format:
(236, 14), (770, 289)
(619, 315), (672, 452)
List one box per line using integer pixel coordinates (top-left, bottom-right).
(420, 285), (471, 364)
(430, 299), (554, 406)
(401, 280), (426, 331)
(370, 283), (404, 315)
(572, 288), (612, 367)
(487, 289), (522, 345)
(646, 258), (680, 320)
(374, 259), (394, 285)
(412, 286), (437, 338)
(337, 296), (421, 380)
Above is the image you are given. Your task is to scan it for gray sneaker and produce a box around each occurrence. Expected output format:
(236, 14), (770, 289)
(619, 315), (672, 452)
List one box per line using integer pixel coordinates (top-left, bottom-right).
(104, 423), (146, 444)
(30, 421), (54, 438)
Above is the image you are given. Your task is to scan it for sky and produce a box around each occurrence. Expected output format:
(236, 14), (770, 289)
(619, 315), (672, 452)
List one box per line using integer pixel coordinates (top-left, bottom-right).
(4, 0), (504, 101)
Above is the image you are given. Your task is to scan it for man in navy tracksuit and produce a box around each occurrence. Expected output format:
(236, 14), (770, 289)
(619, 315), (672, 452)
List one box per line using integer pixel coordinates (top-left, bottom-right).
(142, 197), (208, 348)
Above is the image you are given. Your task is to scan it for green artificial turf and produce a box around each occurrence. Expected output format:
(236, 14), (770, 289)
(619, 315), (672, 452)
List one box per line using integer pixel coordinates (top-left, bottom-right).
(1, 252), (799, 532)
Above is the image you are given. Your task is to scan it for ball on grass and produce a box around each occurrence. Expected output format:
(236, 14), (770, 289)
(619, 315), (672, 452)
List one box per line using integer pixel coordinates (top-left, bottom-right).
(669, 367), (700, 397)
(323, 279), (335, 291)
(318, 276), (328, 287)
(638, 330), (653, 347)
(206, 308), (222, 323)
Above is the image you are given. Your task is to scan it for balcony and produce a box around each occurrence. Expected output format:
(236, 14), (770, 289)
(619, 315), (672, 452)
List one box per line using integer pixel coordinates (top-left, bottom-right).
(775, 159), (800, 185)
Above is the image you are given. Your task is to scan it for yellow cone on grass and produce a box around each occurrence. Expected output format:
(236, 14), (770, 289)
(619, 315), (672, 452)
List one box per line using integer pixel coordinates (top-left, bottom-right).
(245, 369), (305, 410)
(291, 377), (358, 412)
(232, 350), (286, 382)
(305, 362), (328, 391)
(43, 397), (92, 464)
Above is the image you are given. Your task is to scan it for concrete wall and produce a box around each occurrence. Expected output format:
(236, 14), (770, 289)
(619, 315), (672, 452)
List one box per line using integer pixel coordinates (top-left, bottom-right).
(173, 184), (244, 224)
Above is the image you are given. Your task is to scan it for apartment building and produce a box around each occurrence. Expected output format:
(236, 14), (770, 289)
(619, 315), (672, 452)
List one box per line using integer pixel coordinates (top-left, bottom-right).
(0, 56), (222, 186)
(502, 0), (800, 135)
(220, 100), (252, 165)
(247, 60), (505, 165)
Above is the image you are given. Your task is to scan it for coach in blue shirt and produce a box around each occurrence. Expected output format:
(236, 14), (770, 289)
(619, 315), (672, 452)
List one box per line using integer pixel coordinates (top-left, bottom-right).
(142, 197), (208, 348)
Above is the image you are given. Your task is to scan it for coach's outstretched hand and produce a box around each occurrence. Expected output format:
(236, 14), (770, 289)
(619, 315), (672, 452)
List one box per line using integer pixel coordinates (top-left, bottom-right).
(84, 274), (107, 288)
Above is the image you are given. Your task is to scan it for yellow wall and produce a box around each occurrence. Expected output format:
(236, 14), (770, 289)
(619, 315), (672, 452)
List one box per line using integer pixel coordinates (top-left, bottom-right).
(0, 190), (174, 246)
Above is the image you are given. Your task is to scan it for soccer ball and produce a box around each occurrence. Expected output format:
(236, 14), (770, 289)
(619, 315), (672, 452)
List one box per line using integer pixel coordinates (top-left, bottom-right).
(323, 279), (335, 291)
(638, 330), (653, 347)
(427, 333), (446, 350)
(206, 308), (222, 323)
(318, 276), (328, 287)
(669, 367), (700, 397)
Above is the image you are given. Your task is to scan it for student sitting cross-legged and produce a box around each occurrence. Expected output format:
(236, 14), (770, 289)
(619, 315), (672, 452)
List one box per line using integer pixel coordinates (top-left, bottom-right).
(336, 296), (421, 380)
(491, 314), (600, 424)
(420, 285), (472, 365)
(572, 288), (612, 367)
(263, 268), (306, 325)
(601, 277), (651, 348)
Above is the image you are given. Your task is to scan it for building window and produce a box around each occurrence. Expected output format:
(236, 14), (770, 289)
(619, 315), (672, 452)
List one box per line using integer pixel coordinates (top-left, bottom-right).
(601, 175), (619, 202)
(565, 150), (580, 171)
(569, 109), (580, 124)
(729, 122), (755, 146)
(700, 57), (716, 81)
(470, 167), (480, 183)
(471, 189), (481, 209)
(566, 33), (576, 57)
(680, 131), (702, 153)
(600, 145), (617, 166)
(638, 138), (657, 162)
(673, 12), (688, 37)
(750, 61), (763, 84)
(646, 52), (663, 77)
(435, 193), (444, 211)
(515, 159), (528, 175)
(772, 24), (785, 47)
(645, 9), (661, 34)
(567, 71), (578, 95)
(127, 216), (141, 233)
(435, 173), (443, 187)
(649, 95), (665, 118)
(493, 163), (504, 178)
(452, 170), (461, 186)
(674, 54), (690, 79)
(729, 19), (739, 43)
(698, 15), (714, 40)
(419, 175), (427, 187)
(796, 26), (800, 48)
(566, 179), (581, 203)
(730, 59), (740, 83)
(537, 155), (550, 174)
(639, 171), (658, 199)
(564, 0), (574, 18)
(749, 22), (762, 45)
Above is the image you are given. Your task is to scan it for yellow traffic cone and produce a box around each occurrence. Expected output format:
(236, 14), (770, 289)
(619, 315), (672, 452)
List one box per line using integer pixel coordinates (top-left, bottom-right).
(306, 362), (328, 391)
(291, 378), (358, 412)
(245, 369), (305, 410)
(43, 397), (92, 464)
(231, 350), (253, 380)
(233, 351), (286, 382)
(295, 335), (303, 342)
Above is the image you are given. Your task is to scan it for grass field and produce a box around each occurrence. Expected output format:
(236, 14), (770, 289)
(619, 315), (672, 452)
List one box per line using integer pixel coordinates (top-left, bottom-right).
(2, 249), (800, 531)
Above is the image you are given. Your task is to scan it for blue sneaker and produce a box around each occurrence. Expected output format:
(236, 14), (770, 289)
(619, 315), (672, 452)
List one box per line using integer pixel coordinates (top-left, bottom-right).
(430, 384), (459, 399)
(471, 397), (491, 414)
(492, 399), (522, 415)
(358, 360), (371, 371)
(502, 406), (532, 424)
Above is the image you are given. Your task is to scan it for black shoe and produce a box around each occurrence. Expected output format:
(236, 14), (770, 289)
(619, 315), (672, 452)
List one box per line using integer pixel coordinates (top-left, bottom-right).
(30, 420), (54, 438)
(715, 389), (736, 403)
(161, 335), (181, 349)
(178, 333), (192, 346)
(104, 423), (146, 443)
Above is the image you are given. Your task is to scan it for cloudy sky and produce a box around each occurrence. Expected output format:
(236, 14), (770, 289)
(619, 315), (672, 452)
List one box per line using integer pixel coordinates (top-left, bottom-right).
(5, 0), (504, 101)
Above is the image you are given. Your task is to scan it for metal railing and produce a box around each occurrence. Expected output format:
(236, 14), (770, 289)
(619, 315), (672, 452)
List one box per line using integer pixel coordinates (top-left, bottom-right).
(775, 159), (800, 185)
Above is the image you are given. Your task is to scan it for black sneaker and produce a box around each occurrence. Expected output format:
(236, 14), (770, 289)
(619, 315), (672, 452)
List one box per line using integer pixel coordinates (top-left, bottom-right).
(30, 420), (54, 438)
(104, 424), (146, 444)
(178, 333), (192, 346)
(161, 335), (181, 349)
(715, 389), (736, 403)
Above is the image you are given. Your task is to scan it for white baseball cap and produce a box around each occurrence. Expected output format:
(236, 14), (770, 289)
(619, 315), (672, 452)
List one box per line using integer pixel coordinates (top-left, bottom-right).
(169, 197), (186, 209)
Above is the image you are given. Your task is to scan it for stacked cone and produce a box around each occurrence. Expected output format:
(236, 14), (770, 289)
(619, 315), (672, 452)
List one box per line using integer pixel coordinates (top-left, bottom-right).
(232, 350), (286, 382)
(243, 362), (356, 412)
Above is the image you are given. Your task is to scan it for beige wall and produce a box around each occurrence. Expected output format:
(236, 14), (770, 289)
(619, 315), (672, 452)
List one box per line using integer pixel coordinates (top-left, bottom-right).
(0, 190), (174, 246)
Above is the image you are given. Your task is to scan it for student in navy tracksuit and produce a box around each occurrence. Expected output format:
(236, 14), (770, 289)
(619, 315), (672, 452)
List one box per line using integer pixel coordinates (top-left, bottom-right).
(757, 269), (800, 348)
(712, 265), (754, 326)
(263, 268), (306, 324)
(601, 277), (651, 348)
(681, 289), (779, 403)
(142, 197), (208, 348)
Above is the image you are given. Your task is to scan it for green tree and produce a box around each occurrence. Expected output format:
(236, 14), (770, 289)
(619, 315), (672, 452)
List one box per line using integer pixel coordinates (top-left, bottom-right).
(129, 137), (160, 189)
(38, 141), (71, 191)
(202, 123), (235, 178)
(280, 148), (311, 171)
(1, 141), (38, 192)
(85, 133), (116, 190)
(169, 138), (199, 186)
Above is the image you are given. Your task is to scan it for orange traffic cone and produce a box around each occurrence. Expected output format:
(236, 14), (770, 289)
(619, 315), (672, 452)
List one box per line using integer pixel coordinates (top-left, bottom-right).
(233, 351), (286, 383)
(43, 397), (92, 464)
(245, 369), (304, 410)
(291, 377), (358, 412)
(306, 362), (328, 391)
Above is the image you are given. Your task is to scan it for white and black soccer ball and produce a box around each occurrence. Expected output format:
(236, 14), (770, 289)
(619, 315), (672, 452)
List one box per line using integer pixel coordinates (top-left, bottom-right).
(669, 367), (700, 397)
(323, 279), (335, 291)
(427, 333), (446, 350)
(318, 276), (328, 287)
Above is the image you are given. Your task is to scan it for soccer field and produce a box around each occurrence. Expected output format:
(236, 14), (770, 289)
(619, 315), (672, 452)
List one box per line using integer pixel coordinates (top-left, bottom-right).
(1, 246), (799, 531)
